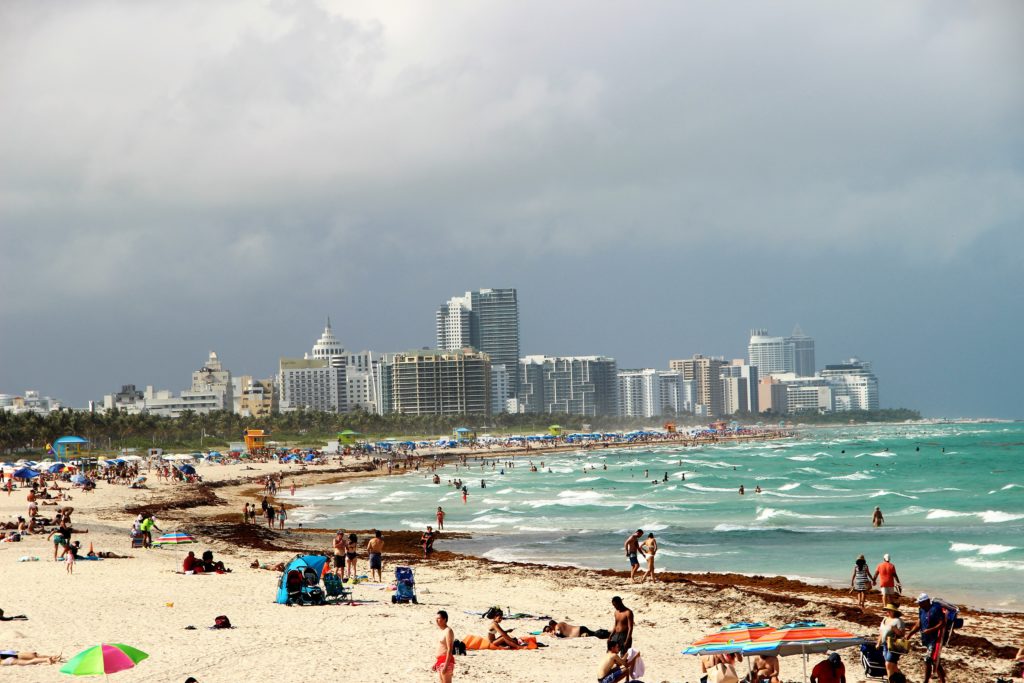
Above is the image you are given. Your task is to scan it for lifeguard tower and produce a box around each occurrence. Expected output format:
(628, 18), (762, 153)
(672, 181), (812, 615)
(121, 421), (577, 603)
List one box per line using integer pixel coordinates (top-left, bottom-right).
(52, 435), (89, 462)
(547, 425), (562, 437)
(663, 422), (677, 434)
(244, 429), (268, 456)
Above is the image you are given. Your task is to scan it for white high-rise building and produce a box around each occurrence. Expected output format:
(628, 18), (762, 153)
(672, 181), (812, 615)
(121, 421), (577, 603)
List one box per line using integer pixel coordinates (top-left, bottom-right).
(519, 355), (618, 416)
(719, 360), (760, 415)
(618, 369), (660, 418)
(436, 288), (520, 410)
(748, 329), (793, 375)
(820, 358), (879, 411)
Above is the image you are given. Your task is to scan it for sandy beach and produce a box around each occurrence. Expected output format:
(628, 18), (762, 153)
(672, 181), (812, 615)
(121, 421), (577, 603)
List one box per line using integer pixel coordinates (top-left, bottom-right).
(1, 454), (1021, 682)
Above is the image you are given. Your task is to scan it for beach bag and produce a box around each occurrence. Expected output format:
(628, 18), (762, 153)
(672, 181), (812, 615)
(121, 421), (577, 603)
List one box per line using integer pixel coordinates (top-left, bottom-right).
(714, 662), (739, 683)
(886, 635), (910, 654)
(452, 639), (467, 656)
(213, 615), (232, 629)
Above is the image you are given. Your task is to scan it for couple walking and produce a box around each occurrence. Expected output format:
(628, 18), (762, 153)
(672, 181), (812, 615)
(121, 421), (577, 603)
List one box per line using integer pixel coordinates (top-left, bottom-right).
(624, 529), (658, 583)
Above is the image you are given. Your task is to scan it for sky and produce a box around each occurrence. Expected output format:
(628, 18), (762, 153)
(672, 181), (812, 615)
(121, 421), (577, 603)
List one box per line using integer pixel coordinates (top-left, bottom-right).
(1, 1), (1022, 418)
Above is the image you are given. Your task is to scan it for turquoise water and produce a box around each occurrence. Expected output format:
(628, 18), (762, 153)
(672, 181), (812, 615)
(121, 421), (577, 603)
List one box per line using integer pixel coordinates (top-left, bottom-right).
(291, 423), (1024, 610)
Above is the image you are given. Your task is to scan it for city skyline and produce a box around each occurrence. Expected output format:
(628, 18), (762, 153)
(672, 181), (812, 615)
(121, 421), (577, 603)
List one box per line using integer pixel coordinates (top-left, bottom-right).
(2, 2), (1022, 418)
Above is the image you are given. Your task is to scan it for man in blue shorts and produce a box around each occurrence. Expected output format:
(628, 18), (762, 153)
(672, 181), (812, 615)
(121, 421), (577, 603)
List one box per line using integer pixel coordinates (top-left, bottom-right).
(624, 529), (643, 582)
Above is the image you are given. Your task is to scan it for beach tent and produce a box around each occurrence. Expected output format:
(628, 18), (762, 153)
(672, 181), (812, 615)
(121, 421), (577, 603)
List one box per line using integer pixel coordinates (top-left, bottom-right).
(275, 555), (328, 604)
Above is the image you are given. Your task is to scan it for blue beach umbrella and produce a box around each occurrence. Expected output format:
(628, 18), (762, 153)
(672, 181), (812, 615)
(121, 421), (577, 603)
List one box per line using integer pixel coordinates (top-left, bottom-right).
(13, 467), (39, 479)
(48, 463), (68, 473)
(71, 474), (89, 485)
(177, 464), (196, 475)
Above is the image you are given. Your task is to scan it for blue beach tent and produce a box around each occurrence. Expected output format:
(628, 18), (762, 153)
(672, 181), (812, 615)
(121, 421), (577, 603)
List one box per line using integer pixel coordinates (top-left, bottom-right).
(276, 555), (328, 604)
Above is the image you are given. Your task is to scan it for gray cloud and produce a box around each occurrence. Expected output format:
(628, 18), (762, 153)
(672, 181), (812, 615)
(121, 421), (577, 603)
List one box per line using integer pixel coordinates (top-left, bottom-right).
(1, 1), (1022, 414)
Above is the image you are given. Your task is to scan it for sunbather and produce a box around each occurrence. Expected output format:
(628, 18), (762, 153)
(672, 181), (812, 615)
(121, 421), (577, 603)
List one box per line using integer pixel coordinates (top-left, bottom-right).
(0, 609), (28, 621)
(0, 651), (61, 666)
(543, 620), (595, 638)
(487, 611), (521, 649)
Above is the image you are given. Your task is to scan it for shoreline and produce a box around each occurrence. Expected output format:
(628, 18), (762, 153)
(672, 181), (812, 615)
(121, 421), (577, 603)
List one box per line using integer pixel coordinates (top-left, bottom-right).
(3, 433), (1020, 682)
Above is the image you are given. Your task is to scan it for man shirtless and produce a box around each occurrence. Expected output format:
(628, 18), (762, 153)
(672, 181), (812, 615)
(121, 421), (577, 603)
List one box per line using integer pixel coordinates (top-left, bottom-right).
(597, 639), (639, 683)
(624, 529), (644, 583)
(609, 596), (634, 650)
(752, 653), (781, 683)
(332, 531), (347, 578)
(543, 619), (595, 638)
(433, 610), (455, 683)
(366, 530), (385, 582)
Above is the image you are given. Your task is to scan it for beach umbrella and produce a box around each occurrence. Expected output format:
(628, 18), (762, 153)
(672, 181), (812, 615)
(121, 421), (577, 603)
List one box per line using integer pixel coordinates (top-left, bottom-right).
(153, 531), (196, 545)
(13, 467), (40, 479)
(177, 464), (196, 475)
(48, 463), (69, 473)
(71, 474), (89, 485)
(683, 622), (775, 655)
(60, 643), (148, 678)
(741, 621), (865, 682)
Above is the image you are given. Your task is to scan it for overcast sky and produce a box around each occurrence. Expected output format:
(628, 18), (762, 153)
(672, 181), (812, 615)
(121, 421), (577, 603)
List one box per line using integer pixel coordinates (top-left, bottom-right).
(2, 1), (1022, 418)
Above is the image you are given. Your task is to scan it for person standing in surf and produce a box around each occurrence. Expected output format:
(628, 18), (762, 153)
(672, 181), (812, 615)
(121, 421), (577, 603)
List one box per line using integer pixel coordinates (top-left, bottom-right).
(624, 529), (643, 583)
(873, 506), (885, 527)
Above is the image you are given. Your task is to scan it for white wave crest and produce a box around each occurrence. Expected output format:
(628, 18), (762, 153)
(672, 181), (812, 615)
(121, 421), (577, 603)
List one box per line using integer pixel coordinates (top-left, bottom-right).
(955, 557), (1024, 571)
(949, 542), (1018, 555)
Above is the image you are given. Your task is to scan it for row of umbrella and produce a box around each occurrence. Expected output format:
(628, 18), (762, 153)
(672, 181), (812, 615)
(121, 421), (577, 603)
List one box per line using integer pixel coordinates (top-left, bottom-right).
(684, 621), (865, 682)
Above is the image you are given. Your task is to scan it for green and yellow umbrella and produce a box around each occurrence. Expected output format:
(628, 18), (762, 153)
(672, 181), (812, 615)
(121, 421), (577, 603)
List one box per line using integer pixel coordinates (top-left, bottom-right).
(60, 644), (148, 678)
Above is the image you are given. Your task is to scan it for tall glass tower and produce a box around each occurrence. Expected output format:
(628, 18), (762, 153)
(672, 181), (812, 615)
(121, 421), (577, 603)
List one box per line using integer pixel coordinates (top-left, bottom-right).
(436, 288), (520, 407)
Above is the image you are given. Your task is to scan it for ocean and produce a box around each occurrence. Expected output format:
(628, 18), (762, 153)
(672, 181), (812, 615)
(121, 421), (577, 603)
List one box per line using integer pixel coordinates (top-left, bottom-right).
(289, 423), (1024, 611)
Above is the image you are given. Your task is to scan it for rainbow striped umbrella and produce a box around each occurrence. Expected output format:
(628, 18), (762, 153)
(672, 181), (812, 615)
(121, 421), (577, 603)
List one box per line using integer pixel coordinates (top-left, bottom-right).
(60, 643), (148, 678)
(742, 621), (865, 681)
(683, 622), (774, 655)
(153, 531), (196, 545)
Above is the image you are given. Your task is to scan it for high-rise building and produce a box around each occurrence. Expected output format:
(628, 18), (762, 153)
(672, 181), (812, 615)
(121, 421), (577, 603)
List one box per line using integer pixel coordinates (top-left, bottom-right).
(436, 288), (520, 409)
(671, 355), (726, 417)
(787, 325), (816, 377)
(279, 358), (347, 413)
(820, 358), (879, 411)
(719, 360), (760, 415)
(758, 376), (788, 414)
(749, 326), (816, 377)
(390, 349), (491, 415)
(236, 376), (278, 417)
(618, 369), (660, 418)
(518, 355), (618, 416)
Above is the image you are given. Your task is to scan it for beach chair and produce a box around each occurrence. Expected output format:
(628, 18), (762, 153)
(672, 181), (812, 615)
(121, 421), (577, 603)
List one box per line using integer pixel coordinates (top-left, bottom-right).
(859, 644), (886, 679)
(391, 566), (417, 604)
(322, 572), (353, 604)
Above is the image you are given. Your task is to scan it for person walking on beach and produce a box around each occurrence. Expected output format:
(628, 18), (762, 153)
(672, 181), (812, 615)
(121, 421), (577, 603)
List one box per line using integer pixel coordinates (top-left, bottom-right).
(640, 533), (658, 584)
(436, 506), (445, 530)
(873, 553), (902, 607)
(609, 596), (634, 651)
(624, 529), (643, 583)
(433, 610), (455, 683)
(367, 530), (384, 582)
(876, 602), (906, 679)
(850, 555), (874, 610)
(872, 506), (885, 527)
(332, 531), (347, 578)
(277, 506), (287, 529)
(907, 593), (948, 683)
(422, 525), (436, 558)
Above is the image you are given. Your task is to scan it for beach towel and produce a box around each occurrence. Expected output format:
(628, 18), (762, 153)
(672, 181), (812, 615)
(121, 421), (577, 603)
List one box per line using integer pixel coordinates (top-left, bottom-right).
(460, 635), (538, 650)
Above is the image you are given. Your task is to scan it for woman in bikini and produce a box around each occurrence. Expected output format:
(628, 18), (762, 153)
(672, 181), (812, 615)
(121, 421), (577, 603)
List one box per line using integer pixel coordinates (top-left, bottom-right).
(487, 611), (521, 649)
(345, 533), (358, 581)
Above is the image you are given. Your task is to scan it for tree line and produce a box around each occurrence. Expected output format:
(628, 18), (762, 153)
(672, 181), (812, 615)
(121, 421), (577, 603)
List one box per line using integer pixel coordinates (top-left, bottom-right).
(0, 406), (920, 454)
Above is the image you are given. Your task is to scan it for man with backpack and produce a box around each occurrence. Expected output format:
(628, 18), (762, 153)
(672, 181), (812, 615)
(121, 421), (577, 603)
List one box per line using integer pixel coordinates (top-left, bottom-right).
(907, 593), (948, 683)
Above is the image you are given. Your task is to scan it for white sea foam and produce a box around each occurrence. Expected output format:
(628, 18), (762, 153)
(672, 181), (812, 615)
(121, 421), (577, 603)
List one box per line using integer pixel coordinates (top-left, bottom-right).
(797, 467), (827, 475)
(811, 484), (851, 492)
(955, 557), (1024, 571)
(828, 472), (875, 481)
(756, 507), (837, 521)
(979, 510), (1024, 523)
(869, 490), (919, 499)
(949, 543), (1017, 555)
(777, 482), (801, 491)
(684, 483), (736, 493)
(909, 487), (962, 493)
(787, 455), (820, 462)
(926, 509), (972, 519)
(379, 491), (415, 503)
(576, 476), (601, 482)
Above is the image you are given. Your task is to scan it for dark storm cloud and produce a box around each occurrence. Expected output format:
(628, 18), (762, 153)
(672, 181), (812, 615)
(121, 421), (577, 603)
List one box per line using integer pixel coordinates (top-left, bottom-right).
(1, 1), (1022, 415)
